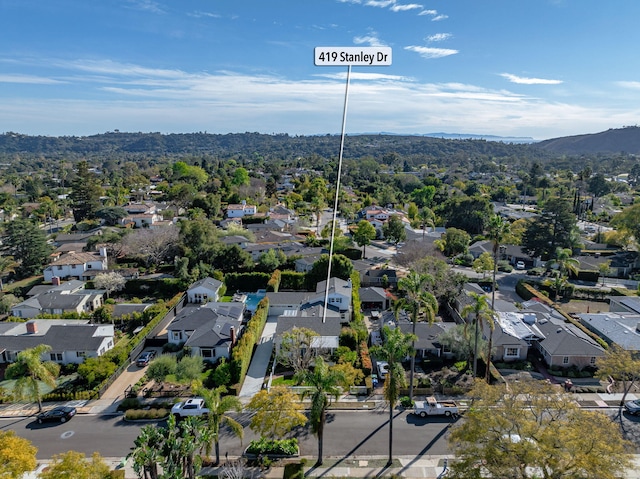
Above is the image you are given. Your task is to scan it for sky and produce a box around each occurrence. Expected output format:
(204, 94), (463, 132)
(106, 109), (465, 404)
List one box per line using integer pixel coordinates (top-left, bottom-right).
(2, 1), (640, 141)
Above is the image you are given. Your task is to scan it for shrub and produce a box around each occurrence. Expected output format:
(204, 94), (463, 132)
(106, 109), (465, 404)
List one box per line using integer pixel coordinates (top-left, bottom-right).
(118, 398), (141, 411)
(453, 360), (468, 373)
(176, 355), (204, 382)
(124, 408), (169, 420)
(247, 438), (298, 456)
(283, 462), (305, 479)
(400, 396), (413, 408)
(147, 355), (177, 383)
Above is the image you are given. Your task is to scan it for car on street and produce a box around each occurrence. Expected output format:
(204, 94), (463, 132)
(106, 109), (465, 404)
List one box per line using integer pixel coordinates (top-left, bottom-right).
(171, 397), (209, 419)
(624, 399), (640, 415)
(37, 406), (76, 424)
(377, 361), (389, 379)
(136, 350), (156, 367)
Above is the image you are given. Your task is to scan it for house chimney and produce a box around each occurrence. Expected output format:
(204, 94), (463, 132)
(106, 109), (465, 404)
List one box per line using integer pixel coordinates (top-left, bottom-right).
(52, 276), (61, 286)
(26, 321), (38, 334)
(99, 246), (108, 258)
(230, 326), (236, 345)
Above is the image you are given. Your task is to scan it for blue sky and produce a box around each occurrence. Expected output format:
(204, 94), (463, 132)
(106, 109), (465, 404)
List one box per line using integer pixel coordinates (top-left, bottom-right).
(2, 0), (640, 140)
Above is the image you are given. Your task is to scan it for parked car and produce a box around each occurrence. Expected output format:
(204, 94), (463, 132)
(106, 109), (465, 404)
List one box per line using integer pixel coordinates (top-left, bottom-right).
(136, 350), (156, 367)
(171, 397), (209, 419)
(413, 397), (459, 418)
(37, 406), (76, 424)
(516, 261), (526, 270)
(624, 399), (640, 415)
(377, 361), (389, 379)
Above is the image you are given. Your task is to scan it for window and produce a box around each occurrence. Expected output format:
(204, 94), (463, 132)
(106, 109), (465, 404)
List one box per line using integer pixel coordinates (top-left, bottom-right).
(87, 264), (92, 269)
(50, 353), (63, 361)
(76, 351), (86, 358)
(505, 348), (519, 357)
(590, 357), (596, 365)
(201, 349), (215, 358)
(172, 331), (182, 341)
(57, 265), (63, 270)
(563, 356), (569, 364)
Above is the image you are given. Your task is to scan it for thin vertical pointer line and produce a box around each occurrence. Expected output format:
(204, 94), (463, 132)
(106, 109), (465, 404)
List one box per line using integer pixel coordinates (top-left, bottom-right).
(322, 64), (351, 323)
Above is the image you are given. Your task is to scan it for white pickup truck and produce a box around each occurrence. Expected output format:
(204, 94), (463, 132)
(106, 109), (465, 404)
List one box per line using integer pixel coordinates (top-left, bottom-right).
(171, 397), (209, 419)
(413, 396), (459, 418)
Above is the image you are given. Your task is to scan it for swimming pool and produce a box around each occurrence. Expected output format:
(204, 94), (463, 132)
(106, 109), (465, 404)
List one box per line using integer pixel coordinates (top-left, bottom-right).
(244, 289), (266, 313)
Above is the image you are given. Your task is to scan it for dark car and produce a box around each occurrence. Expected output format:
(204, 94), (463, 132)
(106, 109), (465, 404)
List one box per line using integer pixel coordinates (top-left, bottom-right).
(624, 399), (640, 415)
(136, 350), (156, 367)
(37, 406), (76, 424)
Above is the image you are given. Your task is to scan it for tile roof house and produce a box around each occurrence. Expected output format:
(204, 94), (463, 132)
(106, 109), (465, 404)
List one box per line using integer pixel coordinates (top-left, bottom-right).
(167, 302), (245, 361)
(0, 319), (115, 365)
(43, 247), (108, 282)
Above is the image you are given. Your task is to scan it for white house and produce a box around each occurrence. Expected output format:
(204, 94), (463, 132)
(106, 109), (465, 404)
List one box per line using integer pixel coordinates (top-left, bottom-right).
(43, 247), (108, 282)
(225, 201), (257, 218)
(0, 320), (115, 365)
(187, 277), (224, 304)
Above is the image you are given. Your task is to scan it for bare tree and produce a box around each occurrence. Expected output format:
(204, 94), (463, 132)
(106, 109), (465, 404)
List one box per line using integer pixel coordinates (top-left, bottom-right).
(121, 226), (180, 267)
(276, 327), (322, 374)
(93, 271), (126, 298)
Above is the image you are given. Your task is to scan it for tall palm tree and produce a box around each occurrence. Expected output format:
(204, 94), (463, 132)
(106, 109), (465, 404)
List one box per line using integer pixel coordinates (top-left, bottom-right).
(547, 247), (580, 299)
(485, 214), (510, 383)
(396, 271), (437, 401)
(419, 207), (436, 239)
(461, 293), (493, 378)
(194, 385), (244, 466)
(0, 255), (18, 291)
(5, 344), (60, 412)
(371, 326), (416, 467)
(295, 357), (345, 466)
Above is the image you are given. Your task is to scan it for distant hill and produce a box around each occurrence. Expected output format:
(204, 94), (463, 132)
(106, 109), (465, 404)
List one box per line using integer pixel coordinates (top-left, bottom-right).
(537, 126), (640, 155)
(423, 132), (536, 144)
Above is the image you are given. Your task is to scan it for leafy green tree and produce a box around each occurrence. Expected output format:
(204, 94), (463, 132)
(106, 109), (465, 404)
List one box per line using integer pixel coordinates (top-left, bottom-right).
(306, 253), (354, 286)
(172, 161), (209, 188)
(419, 206), (436, 239)
(461, 293), (493, 378)
(595, 344), (640, 419)
(294, 357), (345, 466)
(147, 355), (177, 383)
(353, 220), (377, 259)
(522, 197), (577, 260)
(70, 160), (102, 222)
(176, 355), (204, 382)
(438, 227), (470, 257)
(5, 344), (60, 412)
(448, 379), (632, 479)
(213, 244), (254, 273)
(442, 195), (492, 235)
(0, 254), (18, 290)
(95, 206), (127, 226)
(611, 203), (640, 248)
(4, 218), (51, 278)
(231, 167), (250, 186)
(77, 356), (117, 388)
(247, 386), (307, 440)
(472, 252), (494, 278)
(193, 384), (244, 465)
(410, 185), (436, 208)
(39, 451), (112, 479)
(396, 271), (437, 400)
(0, 430), (37, 479)
(382, 214), (406, 245)
(370, 326), (416, 467)
(258, 248), (286, 271)
(168, 182), (197, 216)
(179, 218), (219, 265)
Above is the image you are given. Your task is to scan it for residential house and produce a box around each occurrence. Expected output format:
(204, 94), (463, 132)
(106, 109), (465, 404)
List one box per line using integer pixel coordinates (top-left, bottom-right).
(187, 277), (224, 304)
(468, 240), (541, 269)
(166, 302), (244, 361)
(359, 286), (392, 311)
(396, 319), (455, 358)
(11, 283), (105, 319)
(274, 312), (343, 357)
(609, 296), (640, 314)
(533, 318), (605, 369)
(578, 312), (640, 353)
(225, 201), (257, 218)
(0, 320), (115, 365)
(43, 247), (108, 282)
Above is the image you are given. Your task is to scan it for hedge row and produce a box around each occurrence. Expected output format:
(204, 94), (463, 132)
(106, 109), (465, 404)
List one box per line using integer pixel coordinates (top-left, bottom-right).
(280, 271), (307, 291)
(359, 341), (372, 376)
(230, 296), (270, 389)
(225, 272), (270, 293)
(266, 269), (281, 292)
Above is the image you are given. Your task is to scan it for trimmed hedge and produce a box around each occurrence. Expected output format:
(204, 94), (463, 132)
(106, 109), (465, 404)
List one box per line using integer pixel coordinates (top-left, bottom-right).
(225, 272), (270, 293)
(230, 296), (270, 389)
(280, 271), (307, 291)
(247, 438), (298, 456)
(266, 269), (281, 292)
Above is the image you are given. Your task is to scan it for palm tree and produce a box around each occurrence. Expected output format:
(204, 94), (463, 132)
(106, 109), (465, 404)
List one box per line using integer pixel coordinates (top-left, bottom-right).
(129, 425), (163, 479)
(5, 344), (60, 412)
(547, 247), (580, 299)
(461, 293), (493, 378)
(0, 255), (18, 291)
(194, 385), (244, 465)
(419, 207), (436, 239)
(294, 357), (345, 466)
(485, 214), (510, 382)
(396, 271), (437, 401)
(371, 326), (416, 467)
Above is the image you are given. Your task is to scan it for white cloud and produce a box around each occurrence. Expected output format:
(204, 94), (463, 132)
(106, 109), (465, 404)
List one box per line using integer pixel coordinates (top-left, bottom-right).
(353, 34), (387, 47)
(187, 11), (221, 19)
(315, 72), (412, 81)
(500, 73), (563, 85)
(432, 14), (448, 21)
(426, 33), (452, 42)
(125, 0), (166, 14)
(364, 0), (396, 7)
(390, 3), (423, 12)
(0, 74), (65, 85)
(418, 10), (437, 15)
(405, 46), (458, 59)
(616, 81), (640, 90)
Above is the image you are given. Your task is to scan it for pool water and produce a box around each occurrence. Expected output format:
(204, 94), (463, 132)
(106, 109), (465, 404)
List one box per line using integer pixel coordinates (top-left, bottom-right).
(244, 290), (266, 312)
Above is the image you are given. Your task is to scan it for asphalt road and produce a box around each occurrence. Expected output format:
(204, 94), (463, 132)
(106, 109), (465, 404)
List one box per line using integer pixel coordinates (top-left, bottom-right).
(1, 409), (453, 459)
